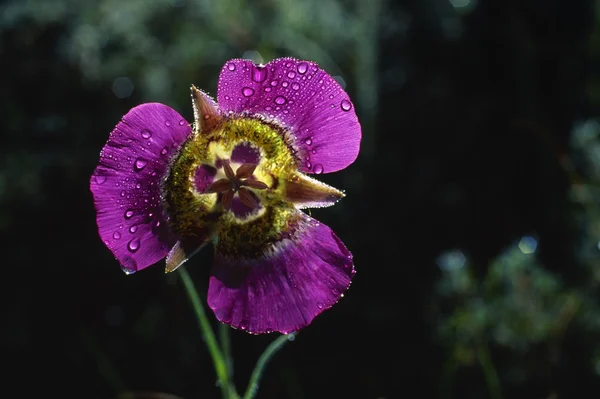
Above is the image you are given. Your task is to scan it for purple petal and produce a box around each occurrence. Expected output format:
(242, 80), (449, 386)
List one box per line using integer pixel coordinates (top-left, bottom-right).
(207, 213), (354, 334)
(231, 142), (261, 164)
(217, 58), (361, 174)
(90, 103), (192, 274)
(194, 164), (218, 193)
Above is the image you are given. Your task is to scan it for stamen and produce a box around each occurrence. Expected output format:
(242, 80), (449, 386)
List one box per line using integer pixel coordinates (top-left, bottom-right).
(222, 190), (234, 210)
(238, 187), (259, 208)
(223, 160), (235, 180)
(205, 178), (232, 193)
(236, 163), (257, 179)
(244, 179), (269, 190)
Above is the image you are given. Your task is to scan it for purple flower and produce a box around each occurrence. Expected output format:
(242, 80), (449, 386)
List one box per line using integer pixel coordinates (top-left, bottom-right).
(90, 58), (361, 334)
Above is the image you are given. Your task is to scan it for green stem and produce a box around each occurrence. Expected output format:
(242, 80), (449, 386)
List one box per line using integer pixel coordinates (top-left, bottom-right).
(243, 333), (296, 399)
(178, 267), (232, 398)
(219, 323), (236, 397)
(476, 337), (503, 399)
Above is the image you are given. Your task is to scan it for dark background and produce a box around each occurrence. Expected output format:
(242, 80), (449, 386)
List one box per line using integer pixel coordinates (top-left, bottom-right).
(2, 0), (600, 398)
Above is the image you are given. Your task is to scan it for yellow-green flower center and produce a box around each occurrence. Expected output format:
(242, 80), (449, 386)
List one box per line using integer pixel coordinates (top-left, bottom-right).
(163, 116), (301, 257)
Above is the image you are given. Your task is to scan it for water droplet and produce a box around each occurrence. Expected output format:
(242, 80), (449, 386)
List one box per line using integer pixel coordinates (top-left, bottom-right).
(274, 96), (286, 105)
(240, 320), (248, 330)
(151, 171), (157, 177)
(329, 94), (334, 99)
(265, 106), (272, 111)
(264, 87), (272, 93)
(161, 147), (168, 156)
(282, 81), (289, 87)
(124, 209), (134, 219)
(252, 65), (267, 82)
(179, 120), (186, 126)
(113, 231), (121, 240)
(291, 82), (300, 90)
(129, 225), (138, 233)
(120, 190), (126, 197)
(313, 164), (324, 174)
(303, 137), (312, 145)
(155, 220), (161, 227)
(311, 149), (317, 154)
(135, 183), (141, 189)
(242, 87), (255, 97)
(341, 99), (352, 111)
(228, 63), (236, 71)
(287, 71), (296, 79)
(94, 175), (107, 184)
(121, 264), (136, 275)
(165, 120), (172, 127)
(297, 62), (308, 74)
(270, 80), (278, 87)
(305, 161), (312, 169)
(127, 237), (140, 252)
(141, 129), (152, 139)
(134, 158), (147, 171)
(317, 302), (323, 309)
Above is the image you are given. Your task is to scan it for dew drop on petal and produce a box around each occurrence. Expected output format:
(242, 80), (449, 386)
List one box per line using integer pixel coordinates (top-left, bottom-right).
(282, 81), (289, 87)
(264, 87), (272, 93)
(134, 158), (147, 171)
(252, 65), (267, 82)
(287, 71), (296, 79)
(313, 164), (324, 174)
(113, 231), (121, 240)
(303, 137), (312, 145)
(291, 82), (300, 90)
(121, 264), (136, 275)
(341, 99), (352, 111)
(165, 120), (172, 127)
(297, 62), (308, 74)
(161, 147), (168, 156)
(135, 183), (141, 189)
(240, 320), (248, 330)
(242, 87), (255, 97)
(270, 80), (278, 87)
(306, 161), (312, 169)
(129, 225), (138, 233)
(120, 190), (126, 197)
(274, 96), (286, 105)
(141, 129), (152, 139)
(94, 175), (107, 184)
(124, 209), (134, 219)
(265, 106), (272, 111)
(317, 302), (323, 309)
(228, 63), (236, 71)
(127, 237), (140, 253)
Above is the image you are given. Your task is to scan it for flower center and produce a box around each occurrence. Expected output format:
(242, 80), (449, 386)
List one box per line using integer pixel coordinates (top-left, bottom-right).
(205, 160), (268, 211)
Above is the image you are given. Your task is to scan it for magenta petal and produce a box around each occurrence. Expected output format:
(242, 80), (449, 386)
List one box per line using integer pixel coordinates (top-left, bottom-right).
(218, 58), (361, 174)
(90, 103), (192, 274)
(207, 214), (354, 334)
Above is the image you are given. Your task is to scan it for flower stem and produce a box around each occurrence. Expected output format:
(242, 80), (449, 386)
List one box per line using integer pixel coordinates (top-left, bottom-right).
(476, 336), (503, 399)
(242, 333), (296, 399)
(219, 323), (236, 397)
(178, 267), (234, 398)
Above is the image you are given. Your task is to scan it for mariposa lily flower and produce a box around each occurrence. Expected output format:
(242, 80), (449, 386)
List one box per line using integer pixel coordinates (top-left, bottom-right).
(91, 58), (361, 334)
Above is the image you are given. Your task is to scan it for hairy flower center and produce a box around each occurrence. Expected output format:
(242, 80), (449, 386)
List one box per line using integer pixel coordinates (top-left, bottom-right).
(162, 116), (297, 237)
